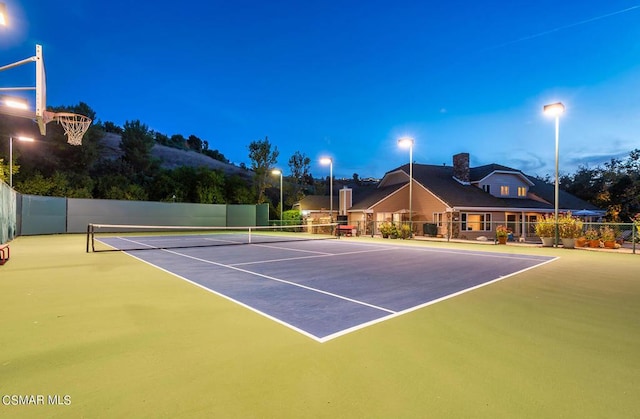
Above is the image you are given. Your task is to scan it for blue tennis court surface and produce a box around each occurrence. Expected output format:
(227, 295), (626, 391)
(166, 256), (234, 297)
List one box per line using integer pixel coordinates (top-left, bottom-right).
(99, 237), (556, 342)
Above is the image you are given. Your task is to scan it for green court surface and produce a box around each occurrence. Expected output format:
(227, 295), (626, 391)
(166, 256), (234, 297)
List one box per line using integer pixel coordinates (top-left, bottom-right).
(1, 234), (639, 418)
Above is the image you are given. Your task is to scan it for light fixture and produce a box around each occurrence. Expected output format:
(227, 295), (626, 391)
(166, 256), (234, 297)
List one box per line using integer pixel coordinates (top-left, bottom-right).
(2, 96), (29, 110)
(543, 101), (565, 247)
(0, 3), (8, 26)
(9, 135), (35, 188)
(319, 157), (333, 222)
(397, 137), (415, 232)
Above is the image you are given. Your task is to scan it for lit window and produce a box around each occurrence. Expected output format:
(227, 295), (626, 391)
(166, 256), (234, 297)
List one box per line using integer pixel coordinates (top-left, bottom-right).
(518, 186), (527, 197)
(461, 213), (491, 231)
(500, 186), (509, 196)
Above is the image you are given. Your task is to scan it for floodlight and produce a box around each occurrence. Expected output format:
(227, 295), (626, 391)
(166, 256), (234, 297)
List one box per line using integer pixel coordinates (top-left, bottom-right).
(543, 102), (565, 117)
(0, 3), (7, 26)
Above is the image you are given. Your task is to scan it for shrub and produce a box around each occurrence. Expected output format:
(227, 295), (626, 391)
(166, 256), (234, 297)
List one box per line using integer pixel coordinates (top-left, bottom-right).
(600, 225), (616, 242)
(398, 224), (412, 239)
(558, 212), (583, 238)
(584, 228), (599, 240)
(535, 214), (555, 237)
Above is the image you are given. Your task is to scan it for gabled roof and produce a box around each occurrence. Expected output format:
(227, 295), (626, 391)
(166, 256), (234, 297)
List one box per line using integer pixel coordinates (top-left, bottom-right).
(348, 183), (405, 210)
(470, 164), (534, 186)
(295, 195), (339, 211)
(382, 163), (600, 211)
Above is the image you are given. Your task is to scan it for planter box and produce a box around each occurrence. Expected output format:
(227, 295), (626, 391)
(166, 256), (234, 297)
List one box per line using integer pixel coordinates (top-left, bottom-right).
(540, 237), (554, 247)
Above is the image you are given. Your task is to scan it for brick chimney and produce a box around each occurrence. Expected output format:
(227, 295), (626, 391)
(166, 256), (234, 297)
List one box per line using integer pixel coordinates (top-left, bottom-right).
(453, 153), (470, 183)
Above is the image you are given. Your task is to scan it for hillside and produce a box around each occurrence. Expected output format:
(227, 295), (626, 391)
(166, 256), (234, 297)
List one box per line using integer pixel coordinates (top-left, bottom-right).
(100, 132), (250, 176)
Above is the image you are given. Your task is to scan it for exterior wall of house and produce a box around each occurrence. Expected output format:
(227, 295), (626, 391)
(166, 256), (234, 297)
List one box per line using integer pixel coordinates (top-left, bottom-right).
(364, 182), (449, 236)
(478, 173), (529, 199)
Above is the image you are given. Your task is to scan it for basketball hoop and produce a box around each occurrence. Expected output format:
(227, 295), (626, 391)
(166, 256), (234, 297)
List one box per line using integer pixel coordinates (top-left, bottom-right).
(53, 112), (92, 146)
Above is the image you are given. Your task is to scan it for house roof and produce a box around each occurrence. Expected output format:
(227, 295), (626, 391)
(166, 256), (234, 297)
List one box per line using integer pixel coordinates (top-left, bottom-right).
(384, 163), (601, 212)
(296, 195), (339, 211)
(297, 161), (601, 214)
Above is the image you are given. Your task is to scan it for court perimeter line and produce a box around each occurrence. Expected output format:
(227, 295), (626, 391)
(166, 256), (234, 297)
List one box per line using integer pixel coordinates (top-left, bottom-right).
(162, 248), (397, 315)
(116, 251), (325, 342)
(317, 255), (560, 342)
(333, 239), (553, 262)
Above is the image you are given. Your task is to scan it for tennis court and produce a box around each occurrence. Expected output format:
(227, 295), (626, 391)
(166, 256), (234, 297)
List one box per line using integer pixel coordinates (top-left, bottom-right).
(95, 231), (556, 342)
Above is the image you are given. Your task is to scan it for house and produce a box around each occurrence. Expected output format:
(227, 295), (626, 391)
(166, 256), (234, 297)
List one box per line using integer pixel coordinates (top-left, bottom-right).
(297, 153), (603, 240)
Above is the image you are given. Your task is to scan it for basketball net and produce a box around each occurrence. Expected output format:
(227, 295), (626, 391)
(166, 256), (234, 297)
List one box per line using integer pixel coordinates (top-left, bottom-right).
(53, 112), (92, 146)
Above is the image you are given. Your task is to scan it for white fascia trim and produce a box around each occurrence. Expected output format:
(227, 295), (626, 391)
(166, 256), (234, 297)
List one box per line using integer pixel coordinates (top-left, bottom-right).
(452, 176), (471, 185)
(477, 170), (535, 186)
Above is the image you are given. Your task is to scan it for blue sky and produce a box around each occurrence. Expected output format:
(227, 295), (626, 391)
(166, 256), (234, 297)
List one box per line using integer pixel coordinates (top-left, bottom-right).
(2, 1), (639, 179)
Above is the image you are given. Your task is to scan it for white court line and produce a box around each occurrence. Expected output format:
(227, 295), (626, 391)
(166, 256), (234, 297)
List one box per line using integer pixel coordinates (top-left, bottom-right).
(161, 248), (396, 315)
(109, 236), (559, 343)
(316, 255), (560, 342)
(323, 239), (552, 262)
(232, 246), (392, 266)
(114, 250), (326, 342)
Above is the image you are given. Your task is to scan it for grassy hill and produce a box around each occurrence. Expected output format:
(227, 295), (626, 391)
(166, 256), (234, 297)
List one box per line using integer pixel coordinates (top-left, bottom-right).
(100, 132), (250, 177)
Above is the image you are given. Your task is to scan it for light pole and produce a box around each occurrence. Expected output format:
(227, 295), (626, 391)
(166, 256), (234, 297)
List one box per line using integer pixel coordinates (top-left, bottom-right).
(543, 102), (565, 247)
(398, 137), (415, 231)
(9, 135), (34, 187)
(320, 157), (333, 222)
(271, 169), (283, 225)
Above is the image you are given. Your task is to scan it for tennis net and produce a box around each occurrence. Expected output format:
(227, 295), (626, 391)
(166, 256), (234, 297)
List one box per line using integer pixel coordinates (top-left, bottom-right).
(86, 223), (339, 252)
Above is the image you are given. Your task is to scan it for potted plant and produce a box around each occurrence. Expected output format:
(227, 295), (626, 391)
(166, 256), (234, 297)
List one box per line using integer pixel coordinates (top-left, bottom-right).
(389, 223), (399, 239)
(495, 225), (509, 244)
(535, 214), (555, 247)
(558, 212), (583, 249)
(600, 225), (616, 249)
(398, 223), (412, 240)
(379, 222), (393, 238)
(584, 228), (599, 248)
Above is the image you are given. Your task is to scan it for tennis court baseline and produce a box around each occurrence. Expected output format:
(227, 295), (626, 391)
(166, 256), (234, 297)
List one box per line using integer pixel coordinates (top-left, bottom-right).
(98, 235), (556, 342)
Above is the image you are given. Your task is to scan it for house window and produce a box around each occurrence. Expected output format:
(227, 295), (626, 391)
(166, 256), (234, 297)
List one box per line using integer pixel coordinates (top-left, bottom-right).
(518, 186), (527, 197)
(500, 186), (509, 196)
(461, 213), (491, 231)
(433, 212), (444, 227)
(482, 184), (491, 193)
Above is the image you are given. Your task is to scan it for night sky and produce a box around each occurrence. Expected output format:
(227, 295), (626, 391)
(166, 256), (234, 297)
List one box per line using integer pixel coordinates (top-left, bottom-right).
(2, 1), (639, 179)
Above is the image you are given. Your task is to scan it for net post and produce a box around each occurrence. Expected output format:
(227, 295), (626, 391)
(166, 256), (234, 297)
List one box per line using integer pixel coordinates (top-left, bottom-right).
(248, 227), (252, 244)
(86, 223), (94, 253)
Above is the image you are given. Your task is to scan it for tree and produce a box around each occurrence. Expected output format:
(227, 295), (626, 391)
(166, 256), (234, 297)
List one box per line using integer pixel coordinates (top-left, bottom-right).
(195, 168), (225, 204)
(102, 121), (123, 134)
(248, 136), (279, 204)
(119, 120), (156, 174)
(187, 134), (203, 152)
(169, 134), (187, 149)
(561, 150), (640, 222)
(287, 151), (312, 204)
(225, 175), (254, 204)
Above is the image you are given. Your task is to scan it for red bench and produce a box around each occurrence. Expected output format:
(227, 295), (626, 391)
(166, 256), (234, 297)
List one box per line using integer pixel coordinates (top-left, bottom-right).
(0, 243), (9, 265)
(337, 225), (356, 237)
